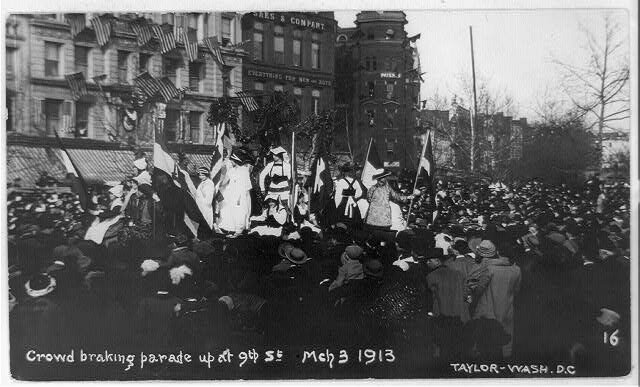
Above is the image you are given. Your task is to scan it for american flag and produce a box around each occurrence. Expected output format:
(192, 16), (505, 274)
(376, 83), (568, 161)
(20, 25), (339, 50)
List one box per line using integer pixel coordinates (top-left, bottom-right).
(203, 36), (225, 68)
(130, 18), (153, 47)
(157, 77), (183, 103)
(235, 91), (259, 112)
(152, 24), (176, 54)
(209, 123), (225, 186)
(65, 72), (88, 100)
(134, 72), (161, 99)
(90, 15), (112, 47)
(65, 13), (86, 38)
(181, 28), (199, 63)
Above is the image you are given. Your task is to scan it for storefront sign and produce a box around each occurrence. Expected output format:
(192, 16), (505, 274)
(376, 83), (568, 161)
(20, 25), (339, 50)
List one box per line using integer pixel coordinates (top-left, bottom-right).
(380, 72), (402, 79)
(246, 68), (332, 87)
(251, 12), (329, 31)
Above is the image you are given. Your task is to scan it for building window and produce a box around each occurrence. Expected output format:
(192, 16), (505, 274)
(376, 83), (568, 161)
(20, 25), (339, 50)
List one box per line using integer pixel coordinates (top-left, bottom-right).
(274, 25), (284, 65)
(165, 109), (179, 141)
(44, 42), (60, 77)
(189, 111), (201, 143)
(6, 48), (16, 79)
(117, 50), (129, 84)
(44, 99), (62, 134)
(292, 29), (302, 67)
(139, 53), (151, 74)
(74, 45), (89, 77)
(188, 61), (204, 92)
(372, 56), (377, 71)
(366, 109), (375, 127)
(311, 42), (320, 69)
(75, 102), (90, 137)
(312, 89), (320, 115)
(385, 137), (395, 153)
(367, 81), (375, 98)
(253, 22), (264, 61)
(6, 97), (14, 132)
(221, 17), (232, 46)
(384, 107), (396, 129)
(161, 13), (174, 25)
(162, 57), (179, 84)
(293, 87), (303, 118)
(274, 84), (284, 92)
(254, 81), (265, 91)
(385, 81), (395, 99)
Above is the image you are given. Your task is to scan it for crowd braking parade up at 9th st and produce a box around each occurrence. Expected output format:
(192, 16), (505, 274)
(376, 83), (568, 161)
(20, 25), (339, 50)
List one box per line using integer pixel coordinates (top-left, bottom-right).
(5, 11), (631, 379)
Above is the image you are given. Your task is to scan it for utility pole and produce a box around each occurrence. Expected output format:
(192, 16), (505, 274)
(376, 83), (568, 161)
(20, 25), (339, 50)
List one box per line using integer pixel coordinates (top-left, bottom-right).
(469, 26), (478, 172)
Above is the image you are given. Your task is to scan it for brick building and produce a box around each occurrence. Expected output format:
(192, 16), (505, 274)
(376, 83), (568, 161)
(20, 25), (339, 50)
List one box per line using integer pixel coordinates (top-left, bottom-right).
(6, 12), (245, 145)
(335, 11), (421, 170)
(6, 12), (246, 187)
(240, 12), (337, 128)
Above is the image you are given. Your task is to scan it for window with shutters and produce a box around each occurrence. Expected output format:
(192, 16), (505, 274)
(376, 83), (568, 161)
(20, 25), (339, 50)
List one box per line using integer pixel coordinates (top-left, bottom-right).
(292, 29), (302, 67)
(44, 42), (60, 78)
(384, 107), (397, 129)
(385, 81), (395, 99)
(165, 109), (179, 141)
(385, 137), (395, 153)
(117, 50), (129, 83)
(75, 45), (89, 77)
(311, 42), (320, 69)
(44, 99), (62, 134)
(188, 61), (203, 92)
(274, 25), (284, 65)
(75, 102), (90, 137)
(189, 111), (201, 143)
(222, 17), (232, 46)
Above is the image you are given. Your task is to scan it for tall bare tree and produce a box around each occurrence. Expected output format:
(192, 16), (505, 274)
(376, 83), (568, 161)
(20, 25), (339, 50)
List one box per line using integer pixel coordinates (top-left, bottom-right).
(554, 14), (630, 152)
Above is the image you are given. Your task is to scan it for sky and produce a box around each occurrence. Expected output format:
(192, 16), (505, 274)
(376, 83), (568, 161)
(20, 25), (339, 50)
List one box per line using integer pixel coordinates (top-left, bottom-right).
(334, 9), (631, 125)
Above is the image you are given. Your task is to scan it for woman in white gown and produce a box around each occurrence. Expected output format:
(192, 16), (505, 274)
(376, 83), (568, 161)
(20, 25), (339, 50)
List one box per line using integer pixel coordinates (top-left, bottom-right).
(217, 151), (252, 234)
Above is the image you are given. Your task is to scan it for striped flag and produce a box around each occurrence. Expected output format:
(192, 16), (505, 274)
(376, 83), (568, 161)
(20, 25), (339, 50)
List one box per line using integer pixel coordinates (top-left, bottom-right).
(209, 123), (226, 189)
(65, 13), (86, 38)
(130, 18), (153, 47)
(203, 36), (225, 68)
(235, 91), (259, 112)
(54, 130), (89, 211)
(65, 72), (88, 100)
(157, 77), (183, 103)
(90, 15), (112, 47)
(134, 72), (161, 99)
(181, 28), (199, 63)
(152, 24), (176, 54)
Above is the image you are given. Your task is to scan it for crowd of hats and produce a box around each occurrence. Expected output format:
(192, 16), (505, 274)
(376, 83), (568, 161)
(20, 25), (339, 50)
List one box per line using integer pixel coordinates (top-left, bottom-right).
(7, 176), (631, 372)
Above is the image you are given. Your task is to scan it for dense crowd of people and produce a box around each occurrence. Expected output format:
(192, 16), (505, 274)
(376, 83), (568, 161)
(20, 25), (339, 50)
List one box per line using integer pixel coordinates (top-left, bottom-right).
(8, 150), (631, 378)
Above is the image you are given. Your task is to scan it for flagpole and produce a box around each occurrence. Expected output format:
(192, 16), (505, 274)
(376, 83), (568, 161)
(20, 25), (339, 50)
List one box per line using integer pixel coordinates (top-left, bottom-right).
(407, 130), (429, 223)
(289, 131), (296, 222)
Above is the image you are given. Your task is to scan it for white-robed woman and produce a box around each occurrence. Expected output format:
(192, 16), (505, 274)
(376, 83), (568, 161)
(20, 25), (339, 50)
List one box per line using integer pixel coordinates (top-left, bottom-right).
(217, 151), (253, 235)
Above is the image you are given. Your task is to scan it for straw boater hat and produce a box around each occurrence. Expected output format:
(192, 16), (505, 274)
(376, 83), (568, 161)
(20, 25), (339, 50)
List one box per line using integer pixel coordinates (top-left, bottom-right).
(270, 146), (286, 156)
(25, 273), (57, 298)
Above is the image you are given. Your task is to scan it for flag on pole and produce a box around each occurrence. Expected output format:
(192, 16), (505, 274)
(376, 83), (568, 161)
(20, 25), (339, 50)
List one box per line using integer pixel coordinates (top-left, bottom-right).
(181, 28), (199, 62)
(203, 36), (225, 68)
(361, 138), (384, 189)
(235, 91), (259, 112)
(65, 72), (88, 100)
(418, 130), (435, 184)
(209, 123), (226, 189)
(130, 18), (153, 47)
(152, 24), (176, 54)
(134, 72), (161, 100)
(90, 15), (112, 47)
(54, 130), (89, 211)
(306, 155), (334, 215)
(65, 13), (86, 38)
(157, 77), (182, 103)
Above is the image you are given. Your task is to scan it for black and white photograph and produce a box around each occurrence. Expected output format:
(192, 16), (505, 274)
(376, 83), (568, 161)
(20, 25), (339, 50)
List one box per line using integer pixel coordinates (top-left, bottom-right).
(2, 0), (637, 382)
